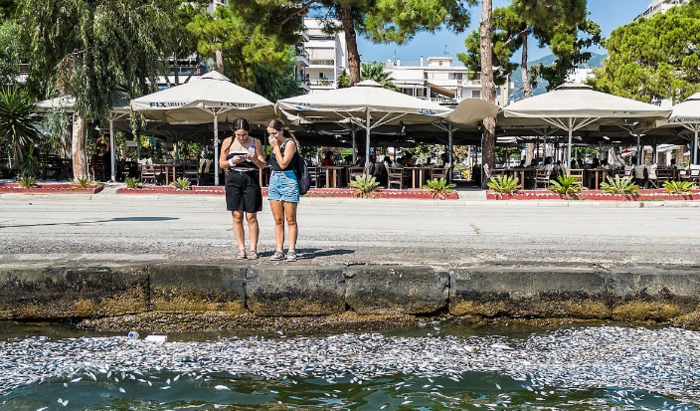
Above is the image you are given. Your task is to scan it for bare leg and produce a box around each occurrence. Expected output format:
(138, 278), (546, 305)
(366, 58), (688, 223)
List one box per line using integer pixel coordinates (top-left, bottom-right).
(284, 202), (298, 251)
(269, 200), (286, 251)
(246, 212), (259, 252)
(231, 211), (246, 251)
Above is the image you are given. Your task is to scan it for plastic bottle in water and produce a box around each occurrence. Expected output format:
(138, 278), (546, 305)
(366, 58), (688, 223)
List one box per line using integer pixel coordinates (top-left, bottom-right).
(248, 144), (255, 157)
(127, 330), (139, 339)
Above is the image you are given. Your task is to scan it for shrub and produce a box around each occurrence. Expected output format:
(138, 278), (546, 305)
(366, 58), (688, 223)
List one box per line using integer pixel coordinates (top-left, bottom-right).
(171, 177), (192, 191)
(486, 175), (519, 198)
(125, 177), (141, 189)
(600, 175), (640, 196)
(73, 176), (94, 188)
(423, 177), (456, 199)
(663, 180), (698, 195)
(549, 175), (585, 199)
(348, 174), (381, 198)
(17, 175), (37, 188)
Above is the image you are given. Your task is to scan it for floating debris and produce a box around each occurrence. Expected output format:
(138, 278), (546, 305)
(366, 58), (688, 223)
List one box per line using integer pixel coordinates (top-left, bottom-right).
(0, 327), (698, 407)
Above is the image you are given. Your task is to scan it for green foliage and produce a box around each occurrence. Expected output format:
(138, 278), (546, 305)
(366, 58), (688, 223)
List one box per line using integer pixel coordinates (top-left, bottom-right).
(188, 3), (299, 86)
(125, 177), (141, 189)
(422, 178), (456, 199)
(0, 20), (21, 83)
(17, 176), (37, 188)
(249, 47), (301, 101)
(663, 180), (698, 195)
(73, 176), (94, 188)
(600, 175), (640, 196)
(588, 1), (700, 103)
(360, 62), (396, 90)
(0, 87), (41, 163)
(348, 174), (381, 198)
(486, 175), (520, 198)
(549, 175), (585, 198)
(171, 177), (192, 191)
(16, 145), (39, 177)
(337, 69), (351, 88)
(459, 0), (600, 91)
(21, 0), (178, 118)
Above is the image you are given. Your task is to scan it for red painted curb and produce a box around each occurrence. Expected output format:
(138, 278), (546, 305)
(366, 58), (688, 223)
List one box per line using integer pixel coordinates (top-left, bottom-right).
(0, 183), (104, 194)
(486, 189), (700, 201)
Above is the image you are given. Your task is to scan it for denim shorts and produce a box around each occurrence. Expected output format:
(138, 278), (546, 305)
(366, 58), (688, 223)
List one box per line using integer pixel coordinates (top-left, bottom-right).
(268, 170), (299, 203)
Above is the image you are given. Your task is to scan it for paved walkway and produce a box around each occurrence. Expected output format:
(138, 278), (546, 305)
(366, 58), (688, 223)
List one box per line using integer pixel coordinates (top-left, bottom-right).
(1, 183), (699, 268)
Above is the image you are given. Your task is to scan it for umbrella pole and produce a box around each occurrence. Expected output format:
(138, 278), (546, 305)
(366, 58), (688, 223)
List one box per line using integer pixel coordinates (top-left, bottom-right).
(693, 130), (698, 164)
(567, 126), (573, 169)
(352, 128), (357, 163)
(214, 114), (220, 186)
(109, 118), (116, 182)
(448, 126), (454, 183)
(637, 134), (641, 166)
(365, 111), (371, 168)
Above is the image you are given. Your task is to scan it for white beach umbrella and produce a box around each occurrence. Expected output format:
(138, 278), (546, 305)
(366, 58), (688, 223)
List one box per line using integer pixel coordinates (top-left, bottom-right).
(276, 80), (451, 163)
(503, 84), (671, 167)
(130, 71), (275, 185)
(36, 95), (130, 182)
(659, 93), (700, 164)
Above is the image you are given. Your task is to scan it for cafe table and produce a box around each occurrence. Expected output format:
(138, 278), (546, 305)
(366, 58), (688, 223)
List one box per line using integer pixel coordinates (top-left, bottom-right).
(585, 168), (611, 190)
(153, 163), (181, 185)
(321, 166), (344, 188)
(404, 167), (433, 189)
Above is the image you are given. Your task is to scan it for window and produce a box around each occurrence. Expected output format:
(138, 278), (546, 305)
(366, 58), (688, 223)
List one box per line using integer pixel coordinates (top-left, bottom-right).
(453, 73), (463, 80)
(472, 90), (481, 98)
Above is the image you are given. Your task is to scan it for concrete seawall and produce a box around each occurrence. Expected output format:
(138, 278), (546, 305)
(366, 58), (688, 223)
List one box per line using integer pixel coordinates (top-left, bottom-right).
(3, 263), (700, 330)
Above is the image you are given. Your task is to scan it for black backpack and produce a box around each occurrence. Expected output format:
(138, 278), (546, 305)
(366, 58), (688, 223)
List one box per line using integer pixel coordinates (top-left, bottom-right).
(281, 138), (310, 195)
(295, 154), (311, 195)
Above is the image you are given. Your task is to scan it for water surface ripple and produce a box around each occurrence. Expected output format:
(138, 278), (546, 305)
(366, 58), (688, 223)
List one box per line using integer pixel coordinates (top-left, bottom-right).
(1, 326), (699, 409)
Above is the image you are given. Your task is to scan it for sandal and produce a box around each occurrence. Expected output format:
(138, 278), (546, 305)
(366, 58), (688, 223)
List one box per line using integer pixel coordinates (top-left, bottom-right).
(236, 249), (246, 260)
(247, 250), (258, 260)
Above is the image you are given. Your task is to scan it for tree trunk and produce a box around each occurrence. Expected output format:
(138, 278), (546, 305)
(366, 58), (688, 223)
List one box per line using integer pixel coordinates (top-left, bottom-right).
(215, 49), (224, 73)
(520, 30), (532, 99)
(71, 114), (88, 180)
(480, 0), (496, 187)
(173, 50), (180, 86)
(340, 5), (361, 85)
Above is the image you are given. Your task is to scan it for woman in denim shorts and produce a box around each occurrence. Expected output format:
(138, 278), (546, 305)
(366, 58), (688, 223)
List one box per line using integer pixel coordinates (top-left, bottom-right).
(266, 119), (300, 262)
(219, 118), (265, 260)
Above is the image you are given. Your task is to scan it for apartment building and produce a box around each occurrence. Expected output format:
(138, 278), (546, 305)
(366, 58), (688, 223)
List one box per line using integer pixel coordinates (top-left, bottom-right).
(299, 18), (348, 94)
(637, 0), (689, 19)
(384, 57), (512, 107)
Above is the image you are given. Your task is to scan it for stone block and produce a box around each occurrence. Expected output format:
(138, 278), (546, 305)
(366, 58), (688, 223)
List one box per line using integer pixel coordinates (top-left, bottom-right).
(345, 266), (449, 315)
(449, 267), (610, 318)
(149, 264), (246, 312)
(0, 265), (148, 320)
(246, 266), (345, 316)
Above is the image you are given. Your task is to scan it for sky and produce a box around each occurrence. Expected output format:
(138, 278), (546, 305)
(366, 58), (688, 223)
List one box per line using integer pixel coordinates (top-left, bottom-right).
(355, 0), (653, 65)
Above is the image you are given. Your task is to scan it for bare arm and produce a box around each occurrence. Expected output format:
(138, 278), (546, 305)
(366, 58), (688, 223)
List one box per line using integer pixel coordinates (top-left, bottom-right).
(271, 140), (296, 169)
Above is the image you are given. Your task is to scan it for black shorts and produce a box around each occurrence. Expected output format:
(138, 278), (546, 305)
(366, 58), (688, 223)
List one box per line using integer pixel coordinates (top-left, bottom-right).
(225, 170), (262, 212)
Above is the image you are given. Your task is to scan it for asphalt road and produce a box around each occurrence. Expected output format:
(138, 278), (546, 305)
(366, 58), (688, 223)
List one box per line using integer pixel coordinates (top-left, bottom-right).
(1, 189), (700, 269)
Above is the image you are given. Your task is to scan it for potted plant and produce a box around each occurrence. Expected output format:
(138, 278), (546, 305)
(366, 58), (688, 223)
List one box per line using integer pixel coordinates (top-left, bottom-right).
(486, 175), (520, 199)
(600, 175), (639, 199)
(423, 177), (456, 199)
(348, 174), (381, 198)
(663, 180), (697, 199)
(549, 175), (586, 199)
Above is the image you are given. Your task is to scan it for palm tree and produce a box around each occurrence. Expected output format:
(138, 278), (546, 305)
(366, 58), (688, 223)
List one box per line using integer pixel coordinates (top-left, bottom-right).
(360, 62), (397, 90)
(0, 87), (41, 167)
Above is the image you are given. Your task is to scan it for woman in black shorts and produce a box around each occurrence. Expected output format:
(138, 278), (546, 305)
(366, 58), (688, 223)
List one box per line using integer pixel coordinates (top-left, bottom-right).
(218, 117), (265, 259)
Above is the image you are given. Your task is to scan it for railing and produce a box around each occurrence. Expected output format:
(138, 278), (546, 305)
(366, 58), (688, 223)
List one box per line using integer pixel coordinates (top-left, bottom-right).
(308, 80), (335, 87)
(309, 59), (335, 66)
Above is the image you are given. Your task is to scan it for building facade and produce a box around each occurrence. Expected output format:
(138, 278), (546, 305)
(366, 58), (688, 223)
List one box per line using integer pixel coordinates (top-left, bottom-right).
(637, 0), (689, 19)
(298, 18), (348, 94)
(384, 57), (512, 107)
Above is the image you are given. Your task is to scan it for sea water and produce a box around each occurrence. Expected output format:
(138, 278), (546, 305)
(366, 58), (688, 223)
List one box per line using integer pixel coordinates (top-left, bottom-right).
(1, 322), (698, 410)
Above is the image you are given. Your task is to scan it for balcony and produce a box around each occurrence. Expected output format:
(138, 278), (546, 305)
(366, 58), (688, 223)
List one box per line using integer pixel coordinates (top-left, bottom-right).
(309, 59), (335, 67)
(295, 49), (309, 67)
(308, 79), (336, 88)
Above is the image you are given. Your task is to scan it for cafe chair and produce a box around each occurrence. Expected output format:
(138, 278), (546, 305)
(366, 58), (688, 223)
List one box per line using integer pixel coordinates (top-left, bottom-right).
(632, 165), (647, 186)
(386, 166), (404, 189)
(182, 162), (200, 186)
(140, 164), (162, 185)
(346, 166), (364, 185)
(534, 169), (551, 189)
(645, 164), (658, 189)
(567, 168), (584, 186)
(307, 166), (319, 188)
(430, 166), (450, 180)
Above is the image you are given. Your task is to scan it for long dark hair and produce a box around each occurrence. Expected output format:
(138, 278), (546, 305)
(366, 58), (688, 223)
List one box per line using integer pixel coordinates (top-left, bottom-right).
(231, 117), (250, 133)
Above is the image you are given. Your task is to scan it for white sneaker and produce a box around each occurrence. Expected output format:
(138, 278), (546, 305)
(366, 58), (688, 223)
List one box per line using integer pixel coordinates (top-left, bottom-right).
(286, 250), (297, 262)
